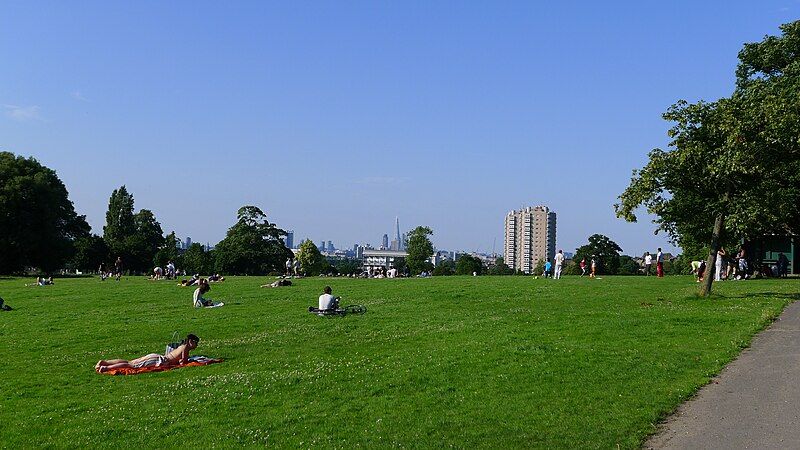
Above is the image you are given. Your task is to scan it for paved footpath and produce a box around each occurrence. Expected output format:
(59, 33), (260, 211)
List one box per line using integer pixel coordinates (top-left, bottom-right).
(646, 300), (800, 449)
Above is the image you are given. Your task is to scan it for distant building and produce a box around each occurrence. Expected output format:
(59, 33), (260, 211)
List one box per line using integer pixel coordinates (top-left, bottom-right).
(564, 251), (574, 260)
(284, 230), (294, 249)
(381, 234), (389, 250)
(327, 241), (334, 252)
(504, 206), (557, 274)
(362, 249), (408, 271)
(319, 241), (326, 252)
(185, 237), (192, 249)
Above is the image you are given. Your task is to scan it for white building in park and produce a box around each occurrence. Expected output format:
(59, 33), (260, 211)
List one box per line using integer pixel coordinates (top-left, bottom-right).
(362, 249), (408, 271)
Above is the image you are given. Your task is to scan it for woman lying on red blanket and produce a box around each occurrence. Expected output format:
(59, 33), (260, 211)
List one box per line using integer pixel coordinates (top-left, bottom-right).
(95, 334), (200, 373)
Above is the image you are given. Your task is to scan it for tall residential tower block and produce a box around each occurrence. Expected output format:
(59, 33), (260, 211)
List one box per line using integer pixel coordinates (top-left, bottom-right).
(504, 206), (557, 274)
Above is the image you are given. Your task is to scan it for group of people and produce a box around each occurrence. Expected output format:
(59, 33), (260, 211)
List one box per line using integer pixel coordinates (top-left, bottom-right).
(151, 261), (179, 280)
(642, 248), (666, 277)
(98, 257), (125, 281)
(541, 250), (566, 279)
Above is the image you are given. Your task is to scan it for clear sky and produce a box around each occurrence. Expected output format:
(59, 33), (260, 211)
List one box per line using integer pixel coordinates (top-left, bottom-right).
(1, 1), (797, 255)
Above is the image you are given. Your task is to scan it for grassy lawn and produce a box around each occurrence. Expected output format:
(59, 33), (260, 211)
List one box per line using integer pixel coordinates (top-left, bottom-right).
(0, 275), (795, 448)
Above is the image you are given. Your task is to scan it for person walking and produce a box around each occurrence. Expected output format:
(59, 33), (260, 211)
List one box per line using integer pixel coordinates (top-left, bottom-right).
(656, 248), (664, 277)
(554, 250), (564, 279)
(590, 256), (597, 278)
(579, 258), (587, 276)
(644, 252), (652, 276)
(114, 256), (123, 281)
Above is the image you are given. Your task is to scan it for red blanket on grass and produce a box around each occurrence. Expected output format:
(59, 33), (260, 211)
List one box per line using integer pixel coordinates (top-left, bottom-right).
(99, 357), (223, 375)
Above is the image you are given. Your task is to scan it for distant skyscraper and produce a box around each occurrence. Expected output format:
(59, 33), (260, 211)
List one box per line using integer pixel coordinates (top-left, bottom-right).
(319, 241), (326, 252)
(327, 240), (334, 252)
(185, 237), (192, 249)
(394, 216), (401, 248)
(284, 230), (294, 249)
(504, 206), (557, 274)
(381, 234), (389, 250)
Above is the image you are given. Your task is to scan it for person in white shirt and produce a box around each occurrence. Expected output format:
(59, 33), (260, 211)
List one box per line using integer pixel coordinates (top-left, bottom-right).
(644, 252), (652, 276)
(554, 250), (565, 279)
(656, 248), (664, 277)
(318, 286), (340, 311)
(193, 280), (213, 308)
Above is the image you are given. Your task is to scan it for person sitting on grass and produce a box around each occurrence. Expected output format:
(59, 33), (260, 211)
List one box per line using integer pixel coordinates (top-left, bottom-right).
(193, 280), (214, 307)
(95, 334), (200, 373)
(208, 273), (225, 282)
(318, 286), (340, 311)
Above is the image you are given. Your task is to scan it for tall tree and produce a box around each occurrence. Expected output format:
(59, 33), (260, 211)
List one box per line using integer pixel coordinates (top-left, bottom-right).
(296, 239), (325, 276)
(213, 206), (291, 275)
(573, 234), (623, 275)
(103, 185), (136, 260)
(406, 226), (434, 275)
(0, 152), (90, 273)
(616, 21), (800, 295)
(129, 209), (164, 272)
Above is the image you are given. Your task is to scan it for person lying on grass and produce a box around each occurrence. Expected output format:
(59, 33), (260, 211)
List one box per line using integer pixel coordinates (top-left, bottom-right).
(26, 277), (53, 287)
(262, 278), (292, 288)
(95, 334), (200, 373)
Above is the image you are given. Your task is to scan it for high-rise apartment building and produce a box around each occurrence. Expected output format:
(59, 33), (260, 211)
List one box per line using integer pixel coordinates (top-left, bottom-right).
(504, 206), (557, 274)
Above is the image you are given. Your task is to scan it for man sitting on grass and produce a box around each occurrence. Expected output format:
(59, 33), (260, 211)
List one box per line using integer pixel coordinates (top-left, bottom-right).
(95, 334), (200, 373)
(193, 280), (214, 307)
(319, 286), (340, 311)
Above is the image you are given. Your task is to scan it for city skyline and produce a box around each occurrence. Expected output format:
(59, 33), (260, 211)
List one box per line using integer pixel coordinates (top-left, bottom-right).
(2, 2), (789, 256)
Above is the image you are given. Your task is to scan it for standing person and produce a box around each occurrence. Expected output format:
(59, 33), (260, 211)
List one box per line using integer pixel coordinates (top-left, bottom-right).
(656, 248), (664, 277)
(99, 262), (107, 281)
(590, 256), (597, 278)
(579, 258), (587, 276)
(737, 247), (748, 279)
(543, 260), (552, 278)
(285, 258), (292, 276)
(644, 252), (652, 276)
(167, 261), (176, 279)
(114, 257), (123, 281)
(715, 248), (726, 281)
(778, 253), (790, 278)
(554, 250), (564, 279)
(293, 258), (299, 276)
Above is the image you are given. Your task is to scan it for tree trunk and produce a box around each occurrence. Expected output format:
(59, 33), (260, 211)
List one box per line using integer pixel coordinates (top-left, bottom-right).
(701, 212), (725, 296)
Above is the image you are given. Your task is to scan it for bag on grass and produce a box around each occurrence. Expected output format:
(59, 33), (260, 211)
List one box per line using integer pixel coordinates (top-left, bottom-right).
(165, 331), (181, 355)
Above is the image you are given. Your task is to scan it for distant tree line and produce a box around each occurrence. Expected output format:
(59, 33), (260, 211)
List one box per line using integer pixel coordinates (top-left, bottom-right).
(0, 151), (292, 275)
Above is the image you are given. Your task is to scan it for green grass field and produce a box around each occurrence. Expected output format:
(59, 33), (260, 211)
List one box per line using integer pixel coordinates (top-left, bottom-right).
(0, 275), (796, 448)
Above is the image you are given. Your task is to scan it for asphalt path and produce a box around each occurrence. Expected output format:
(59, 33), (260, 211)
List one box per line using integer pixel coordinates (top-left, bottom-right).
(646, 300), (800, 449)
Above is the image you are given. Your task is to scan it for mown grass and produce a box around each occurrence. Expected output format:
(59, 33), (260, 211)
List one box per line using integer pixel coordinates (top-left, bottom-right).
(0, 275), (795, 448)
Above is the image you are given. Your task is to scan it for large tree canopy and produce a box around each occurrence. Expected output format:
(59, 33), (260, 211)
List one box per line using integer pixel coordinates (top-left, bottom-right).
(0, 152), (89, 273)
(214, 206), (291, 275)
(616, 21), (800, 294)
(406, 226), (434, 275)
(573, 234), (623, 275)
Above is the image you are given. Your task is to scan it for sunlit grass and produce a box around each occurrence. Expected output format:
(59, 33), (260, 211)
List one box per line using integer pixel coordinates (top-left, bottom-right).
(0, 275), (794, 448)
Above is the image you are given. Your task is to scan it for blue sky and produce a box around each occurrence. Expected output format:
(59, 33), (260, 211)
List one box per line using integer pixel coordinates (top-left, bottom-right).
(1, 1), (797, 255)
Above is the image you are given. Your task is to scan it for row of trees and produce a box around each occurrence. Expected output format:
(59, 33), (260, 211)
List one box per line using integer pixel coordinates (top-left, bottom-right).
(0, 152), (294, 275)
